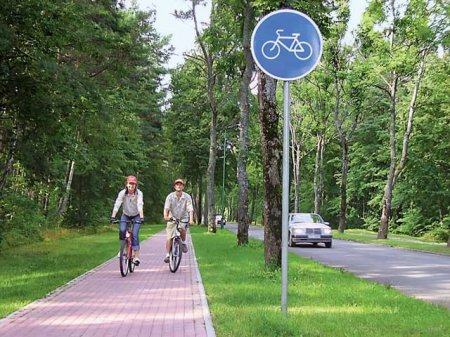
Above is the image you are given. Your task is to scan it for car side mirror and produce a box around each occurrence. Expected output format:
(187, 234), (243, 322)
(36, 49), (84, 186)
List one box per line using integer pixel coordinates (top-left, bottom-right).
(324, 222), (329, 225)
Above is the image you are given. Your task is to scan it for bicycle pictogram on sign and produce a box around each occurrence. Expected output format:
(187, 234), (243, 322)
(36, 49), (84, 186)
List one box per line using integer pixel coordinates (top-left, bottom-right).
(261, 29), (312, 61)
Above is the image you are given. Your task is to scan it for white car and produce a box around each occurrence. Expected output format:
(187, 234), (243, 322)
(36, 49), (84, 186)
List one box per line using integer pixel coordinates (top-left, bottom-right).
(288, 213), (333, 248)
(215, 214), (226, 228)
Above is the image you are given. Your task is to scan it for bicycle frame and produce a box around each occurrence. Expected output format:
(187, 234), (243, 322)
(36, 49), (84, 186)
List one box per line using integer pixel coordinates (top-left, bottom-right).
(169, 218), (183, 273)
(119, 220), (136, 277)
(275, 35), (303, 52)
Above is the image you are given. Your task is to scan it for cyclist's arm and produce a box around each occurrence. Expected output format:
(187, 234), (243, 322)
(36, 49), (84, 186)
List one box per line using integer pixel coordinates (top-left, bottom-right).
(186, 195), (194, 224)
(163, 208), (170, 221)
(111, 189), (126, 218)
(163, 194), (173, 221)
(137, 190), (144, 218)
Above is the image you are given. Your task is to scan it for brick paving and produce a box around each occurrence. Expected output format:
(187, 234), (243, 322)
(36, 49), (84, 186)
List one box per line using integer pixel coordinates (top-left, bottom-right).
(0, 231), (215, 337)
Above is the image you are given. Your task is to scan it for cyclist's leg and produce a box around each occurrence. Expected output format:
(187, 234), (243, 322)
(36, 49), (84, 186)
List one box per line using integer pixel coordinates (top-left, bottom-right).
(131, 216), (141, 254)
(180, 222), (188, 253)
(119, 214), (129, 244)
(165, 221), (176, 262)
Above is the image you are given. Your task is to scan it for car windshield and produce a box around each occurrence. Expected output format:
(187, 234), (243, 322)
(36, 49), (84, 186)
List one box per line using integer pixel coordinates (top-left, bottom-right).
(290, 213), (323, 223)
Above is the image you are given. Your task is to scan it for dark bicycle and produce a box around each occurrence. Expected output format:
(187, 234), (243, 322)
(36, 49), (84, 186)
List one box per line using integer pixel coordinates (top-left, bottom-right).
(114, 219), (139, 277)
(169, 217), (183, 273)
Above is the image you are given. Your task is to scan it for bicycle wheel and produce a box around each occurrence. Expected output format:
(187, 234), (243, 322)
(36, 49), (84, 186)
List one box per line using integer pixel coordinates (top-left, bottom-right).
(119, 241), (129, 277)
(169, 237), (182, 273)
(128, 243), (135, 273)
(261, 41), (280, 60)
(294, 41), (313, 60)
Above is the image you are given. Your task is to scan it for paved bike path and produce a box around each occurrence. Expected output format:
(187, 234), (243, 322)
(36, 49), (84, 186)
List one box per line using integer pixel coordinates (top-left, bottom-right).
(0, 231), (216, 337)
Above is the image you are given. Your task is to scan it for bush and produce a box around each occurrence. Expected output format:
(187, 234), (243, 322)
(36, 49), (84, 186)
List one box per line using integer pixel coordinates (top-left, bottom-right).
(394, 208), (424, 236)
(421, 216), (450, 242)
(0, 193), (46, 249)
(421, 227), (449, 242)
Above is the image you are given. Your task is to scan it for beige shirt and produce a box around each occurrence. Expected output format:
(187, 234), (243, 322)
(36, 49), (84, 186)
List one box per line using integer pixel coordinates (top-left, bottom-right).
(164, 192), (193, 222)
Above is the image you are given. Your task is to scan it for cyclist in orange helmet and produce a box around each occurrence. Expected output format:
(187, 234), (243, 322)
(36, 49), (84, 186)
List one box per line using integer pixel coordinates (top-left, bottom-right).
(111, 175), (144, 265)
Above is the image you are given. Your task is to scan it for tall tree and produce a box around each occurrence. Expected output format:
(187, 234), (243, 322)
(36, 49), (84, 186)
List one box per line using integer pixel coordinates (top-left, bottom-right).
(326, 0), (364, 232)
(236, 1), (254, 245)
(357, 0), (447, 238)
(176, 0), (220, 232)
(252, 0), (330, 267)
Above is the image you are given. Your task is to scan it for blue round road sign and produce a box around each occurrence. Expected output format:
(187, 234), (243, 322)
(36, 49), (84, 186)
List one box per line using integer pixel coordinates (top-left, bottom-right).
(251, 9), (323, 81)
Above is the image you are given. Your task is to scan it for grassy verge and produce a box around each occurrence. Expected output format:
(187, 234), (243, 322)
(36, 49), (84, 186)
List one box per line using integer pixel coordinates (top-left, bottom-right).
(190, 227), (450, 337)
(333, 229), (450, 256)
(0, 224), (164, 318)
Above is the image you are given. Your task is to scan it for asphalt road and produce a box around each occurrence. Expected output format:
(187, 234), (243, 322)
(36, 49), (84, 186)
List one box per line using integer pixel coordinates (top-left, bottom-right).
(225, 223), (450, 309)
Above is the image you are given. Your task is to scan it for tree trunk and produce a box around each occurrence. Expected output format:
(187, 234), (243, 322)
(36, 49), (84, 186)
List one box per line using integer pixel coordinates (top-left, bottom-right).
(250, 184), (258, 225)
(314, 133), (324, 214)
(258, 70), (282, 268)
(203, 194), (208, 226)
(393, 55), (425, 186)
(379, 72), (398, 239)
(58, 159), (75, 217)
(379, 52), (425, 239)
(0, 126), (17, 194)
(338, 143), (348, 233)
(332, 69), (355, 233)
(290, 103), (303, 213)
(197, 175), (203, 225)
(237, 2), (253, 246)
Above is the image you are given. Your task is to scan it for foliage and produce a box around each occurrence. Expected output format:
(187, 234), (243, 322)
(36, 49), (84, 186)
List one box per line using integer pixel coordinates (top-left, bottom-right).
(0, 192), (45, 249)
(0, 0), (448, 247)
(0, 1), (170, 241)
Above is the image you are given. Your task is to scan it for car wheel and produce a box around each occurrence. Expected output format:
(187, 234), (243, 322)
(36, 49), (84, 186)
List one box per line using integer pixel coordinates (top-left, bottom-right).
(288, 232), (293, 247)
(325, 241), (332, 248)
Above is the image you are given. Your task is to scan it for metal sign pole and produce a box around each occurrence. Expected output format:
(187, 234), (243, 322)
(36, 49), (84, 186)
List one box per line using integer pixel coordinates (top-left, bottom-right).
(250, 9), (323, 317)
(281, 81), (290, 316)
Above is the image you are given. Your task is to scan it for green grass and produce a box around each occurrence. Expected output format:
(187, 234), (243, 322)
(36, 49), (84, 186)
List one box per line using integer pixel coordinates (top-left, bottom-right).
(190, 227), (450, 337)
(333, 229), (450, 256)
(2, 225), (449, 336)
(0, 224), (164, 318)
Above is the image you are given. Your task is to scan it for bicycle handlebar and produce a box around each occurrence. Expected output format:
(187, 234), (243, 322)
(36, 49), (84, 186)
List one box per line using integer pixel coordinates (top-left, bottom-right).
(111, 219), (141, 224)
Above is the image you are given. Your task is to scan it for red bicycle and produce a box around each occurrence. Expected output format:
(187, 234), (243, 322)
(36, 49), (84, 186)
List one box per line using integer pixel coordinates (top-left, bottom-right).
(114, 219), (139, 277)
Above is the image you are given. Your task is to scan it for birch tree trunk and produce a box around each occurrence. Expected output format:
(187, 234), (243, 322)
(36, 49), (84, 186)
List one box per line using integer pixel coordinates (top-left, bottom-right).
(58, 159), (75, 217)
(379, 72), (398, 239)
(314, 133), (324, 214)
(290, 103), (303, 213)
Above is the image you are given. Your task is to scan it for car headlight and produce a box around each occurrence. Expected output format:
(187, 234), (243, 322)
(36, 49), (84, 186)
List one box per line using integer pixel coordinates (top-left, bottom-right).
(322, 228), (332, 235)
(293, 228), (306, 235)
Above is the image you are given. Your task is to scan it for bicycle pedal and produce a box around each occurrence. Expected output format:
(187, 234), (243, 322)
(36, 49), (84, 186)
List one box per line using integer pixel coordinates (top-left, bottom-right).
(133, 260), (140, 266)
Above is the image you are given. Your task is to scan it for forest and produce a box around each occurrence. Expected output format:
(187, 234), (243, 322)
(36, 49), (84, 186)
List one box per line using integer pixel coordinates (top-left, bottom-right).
(0, 0), (448, 259)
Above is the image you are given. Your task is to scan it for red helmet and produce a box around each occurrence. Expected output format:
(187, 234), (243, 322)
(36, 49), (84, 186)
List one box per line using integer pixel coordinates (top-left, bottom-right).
(126, 175), (138, 184)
